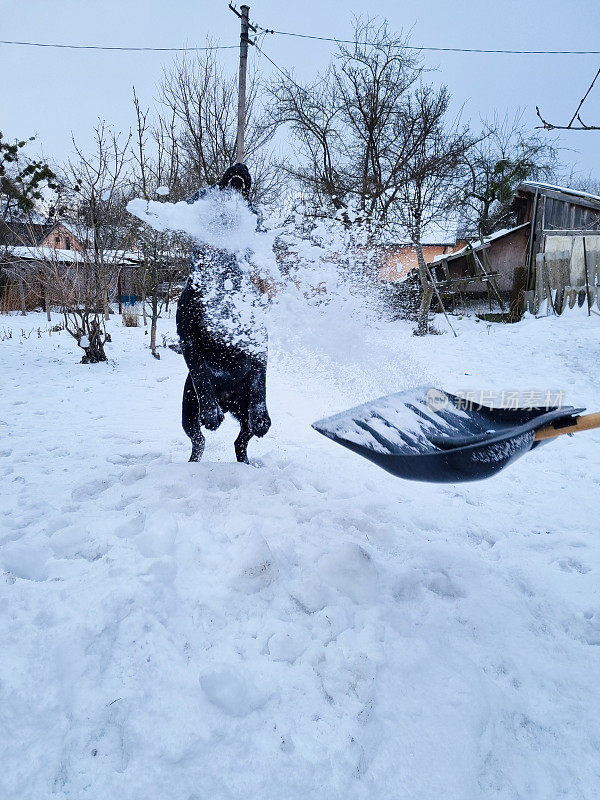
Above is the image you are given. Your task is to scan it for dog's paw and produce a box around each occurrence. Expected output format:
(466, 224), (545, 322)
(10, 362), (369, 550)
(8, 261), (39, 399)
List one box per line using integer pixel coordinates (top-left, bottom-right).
(202, 403), (224, 431)
(250, 403), (271, 437)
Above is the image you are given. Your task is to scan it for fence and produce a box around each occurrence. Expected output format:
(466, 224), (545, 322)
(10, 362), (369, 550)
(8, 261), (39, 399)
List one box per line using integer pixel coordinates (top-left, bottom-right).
(525, 245), (600, 316)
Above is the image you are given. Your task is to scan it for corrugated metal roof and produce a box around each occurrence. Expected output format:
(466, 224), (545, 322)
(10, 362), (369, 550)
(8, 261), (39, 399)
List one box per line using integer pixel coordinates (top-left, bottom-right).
(517, 182), (600, 207)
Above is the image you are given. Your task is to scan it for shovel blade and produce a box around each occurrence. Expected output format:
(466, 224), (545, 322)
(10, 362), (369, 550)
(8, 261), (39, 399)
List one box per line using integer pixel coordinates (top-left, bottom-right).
(312, 386), (583, 483)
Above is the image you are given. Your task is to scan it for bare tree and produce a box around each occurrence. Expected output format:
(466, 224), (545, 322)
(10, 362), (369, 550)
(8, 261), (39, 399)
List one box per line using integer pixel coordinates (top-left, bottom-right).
(47, 122), (134, 363)
(264, 18), (424, 225)
(536, 67), (600, 131)
(157, 50), (280, 204)
(460, 113), (557, 239)
(334, 19), (422, 221)
(561, 171), (600, 196)
(131, 91), (188, 358)
(393, 85), (473, 335)
(264, 66), (346, 208)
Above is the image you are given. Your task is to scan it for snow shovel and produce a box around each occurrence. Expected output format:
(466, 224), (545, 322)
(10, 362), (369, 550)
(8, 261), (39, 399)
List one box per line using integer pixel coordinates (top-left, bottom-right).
(312, 386), (600, 483)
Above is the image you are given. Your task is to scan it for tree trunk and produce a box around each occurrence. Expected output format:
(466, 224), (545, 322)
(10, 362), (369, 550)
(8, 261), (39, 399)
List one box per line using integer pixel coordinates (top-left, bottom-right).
(414, 240), (432, 336)
(82, 343), (108, 363)
(40, 281), (51, 321)
(81, 318), (107, 364)
(19, 277), (26, 316)
(150, 291), (160, 359)
(509, 265), (527, 323)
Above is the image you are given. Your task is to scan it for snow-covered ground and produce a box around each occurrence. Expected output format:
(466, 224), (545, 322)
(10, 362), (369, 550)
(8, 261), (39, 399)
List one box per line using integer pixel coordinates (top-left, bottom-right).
(1, 305), (600, 800)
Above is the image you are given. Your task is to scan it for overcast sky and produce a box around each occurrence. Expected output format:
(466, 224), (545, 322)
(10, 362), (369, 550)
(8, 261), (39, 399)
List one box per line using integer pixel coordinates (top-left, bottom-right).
(2, 0), (599, 180)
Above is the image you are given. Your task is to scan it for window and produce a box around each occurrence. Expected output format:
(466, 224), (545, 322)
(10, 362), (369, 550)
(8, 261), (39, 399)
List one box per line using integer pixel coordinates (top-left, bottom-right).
(55, 236), (60, 246)
(65, 239), (71, 250)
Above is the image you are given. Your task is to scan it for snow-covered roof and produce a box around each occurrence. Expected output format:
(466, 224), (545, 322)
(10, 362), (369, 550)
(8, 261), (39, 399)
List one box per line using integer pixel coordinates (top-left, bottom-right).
(430, 223), (530, 264)
(1, 245), (142, 265)
(60, 221), (87, 241)
(517, 182), (600, 206)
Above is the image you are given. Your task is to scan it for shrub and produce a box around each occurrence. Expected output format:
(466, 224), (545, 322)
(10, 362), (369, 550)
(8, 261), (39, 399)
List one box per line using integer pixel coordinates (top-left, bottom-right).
(122, 307), (139, 327)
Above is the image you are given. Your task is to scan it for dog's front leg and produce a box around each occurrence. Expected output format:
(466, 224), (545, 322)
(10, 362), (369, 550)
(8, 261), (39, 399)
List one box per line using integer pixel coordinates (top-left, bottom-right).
(181, 342), (224, 431)
(248, 362), (271, 438)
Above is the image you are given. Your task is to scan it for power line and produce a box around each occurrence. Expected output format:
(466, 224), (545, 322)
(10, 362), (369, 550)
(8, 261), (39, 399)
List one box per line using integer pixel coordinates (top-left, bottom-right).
(0, 40), (238, 52)
(254, 40), (307, 94)
(255, 27), (600, 55)
(2, 30), (598, 57)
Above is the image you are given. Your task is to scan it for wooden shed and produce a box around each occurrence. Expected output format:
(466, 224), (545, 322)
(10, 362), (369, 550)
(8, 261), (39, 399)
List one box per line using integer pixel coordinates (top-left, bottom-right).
(513, 182), (600, 299)
(429, 182), (600, 315)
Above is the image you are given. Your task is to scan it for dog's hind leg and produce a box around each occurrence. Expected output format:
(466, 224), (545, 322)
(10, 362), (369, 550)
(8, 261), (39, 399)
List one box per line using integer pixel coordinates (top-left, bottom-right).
(248, 362), (271, 438)
(234, 419), (253, 464)
(180, 341), (224, 431)
(182, 373), (205, 462)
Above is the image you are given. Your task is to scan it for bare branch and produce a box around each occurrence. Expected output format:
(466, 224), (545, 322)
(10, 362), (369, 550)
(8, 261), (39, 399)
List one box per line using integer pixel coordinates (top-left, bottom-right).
(536, 67), (600, 131)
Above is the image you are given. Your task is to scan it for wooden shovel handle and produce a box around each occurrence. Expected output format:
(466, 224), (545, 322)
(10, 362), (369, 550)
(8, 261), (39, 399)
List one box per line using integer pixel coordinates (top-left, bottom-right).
(534, 412), (600, 441)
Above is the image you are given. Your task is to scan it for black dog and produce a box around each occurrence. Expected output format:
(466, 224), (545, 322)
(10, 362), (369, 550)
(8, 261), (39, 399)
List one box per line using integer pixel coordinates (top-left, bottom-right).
(176, 163), (271, 463)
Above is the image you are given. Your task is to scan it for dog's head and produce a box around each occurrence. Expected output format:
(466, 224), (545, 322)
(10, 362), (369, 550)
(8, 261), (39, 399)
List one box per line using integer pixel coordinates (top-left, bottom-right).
(218, 163), (252, 197)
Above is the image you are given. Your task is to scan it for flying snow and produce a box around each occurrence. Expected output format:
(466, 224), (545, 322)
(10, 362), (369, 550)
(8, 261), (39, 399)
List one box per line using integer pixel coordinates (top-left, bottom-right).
(128, 188), (271, 262)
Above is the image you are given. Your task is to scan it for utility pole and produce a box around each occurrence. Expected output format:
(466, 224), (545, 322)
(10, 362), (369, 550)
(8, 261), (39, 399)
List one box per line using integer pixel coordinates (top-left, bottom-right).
(229, 4), (256, 163)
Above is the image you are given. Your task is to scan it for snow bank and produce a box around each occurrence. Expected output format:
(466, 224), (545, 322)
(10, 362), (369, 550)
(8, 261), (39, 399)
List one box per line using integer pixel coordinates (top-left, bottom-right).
(1, 304), (600, 799)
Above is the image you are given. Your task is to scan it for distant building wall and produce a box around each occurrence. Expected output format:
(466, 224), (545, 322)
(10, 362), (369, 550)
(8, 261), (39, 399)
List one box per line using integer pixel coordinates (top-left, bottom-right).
(379, 242), (465, 283)
(432, 227), (529, 295)
(39, 224), (83, 252)
(485, 227), (530, 292)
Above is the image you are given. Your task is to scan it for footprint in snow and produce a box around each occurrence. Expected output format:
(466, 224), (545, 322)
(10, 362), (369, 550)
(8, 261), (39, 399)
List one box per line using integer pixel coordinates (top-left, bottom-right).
(230, 534), (278, 593)
(267, 628), (311, 663)
(115, 512), (146, 538)
(557, 558), (591, 574)
(107, 452), (162, 466)
(424, 568), (467, 599)
(120, 465), (147, 485)
(1, 538), (52, 581)
(317, 543), (380, 605)
(71, 476), (117, 502)
(200, 667), (271, 717)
